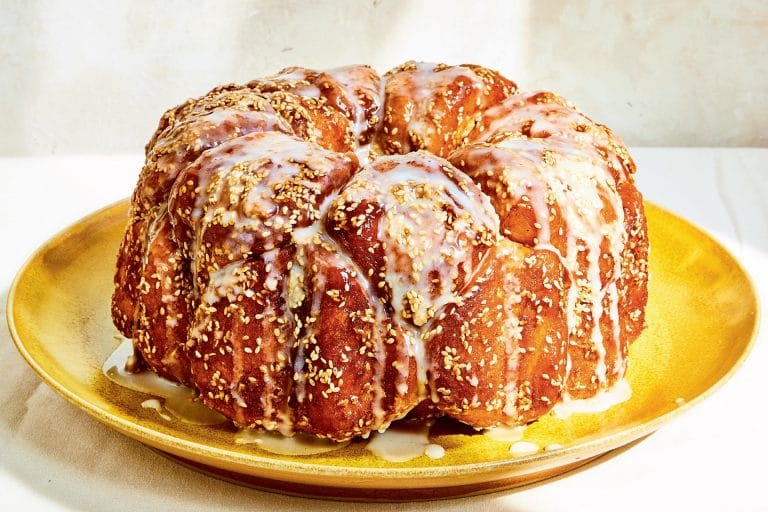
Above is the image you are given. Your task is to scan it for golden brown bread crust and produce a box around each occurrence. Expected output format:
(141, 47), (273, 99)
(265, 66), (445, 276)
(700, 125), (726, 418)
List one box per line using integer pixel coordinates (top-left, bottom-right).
(424, 239), (568, 427)
(189, 249), (296, 430)
(249, 65), (383, 150)
(326, 152), (499, 328)
(454, 91), (649, 397)
(112, 88), (292, 336)
(166, 131), (358, 283)
(378, 62), (517, 157)
(291, 244), (419, 438)
(112, 62), (648, 439)
(133, 212), (193, 385)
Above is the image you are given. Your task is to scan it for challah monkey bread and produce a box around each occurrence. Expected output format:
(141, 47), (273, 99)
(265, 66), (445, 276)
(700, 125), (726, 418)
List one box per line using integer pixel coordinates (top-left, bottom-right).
(112, 61), (649, 442)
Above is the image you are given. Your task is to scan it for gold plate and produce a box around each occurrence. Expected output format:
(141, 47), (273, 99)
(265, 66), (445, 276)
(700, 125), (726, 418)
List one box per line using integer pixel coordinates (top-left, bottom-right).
(6, 200), (759, 501)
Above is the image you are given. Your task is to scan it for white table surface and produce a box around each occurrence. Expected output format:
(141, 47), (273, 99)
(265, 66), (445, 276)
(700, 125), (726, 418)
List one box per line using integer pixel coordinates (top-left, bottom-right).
(1, 148), (766, 511)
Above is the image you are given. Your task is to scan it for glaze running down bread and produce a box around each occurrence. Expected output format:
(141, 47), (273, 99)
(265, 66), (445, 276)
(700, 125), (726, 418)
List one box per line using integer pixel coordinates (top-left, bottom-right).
(112, 61), (648, 441)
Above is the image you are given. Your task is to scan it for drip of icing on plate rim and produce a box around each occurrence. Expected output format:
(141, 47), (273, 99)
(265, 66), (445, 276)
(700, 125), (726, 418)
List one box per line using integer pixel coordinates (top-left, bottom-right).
(365, 422), (445, 462)
(484, 424), (526, 442)
(102, 337), (226, 425)
(234, 429), (349, 456)
(551, 378), (632, 419)
(104, 338), (446, 460)
(141, 399), (171, 421)
(509, 441), (540, 456)
(105, 337), (629, 459)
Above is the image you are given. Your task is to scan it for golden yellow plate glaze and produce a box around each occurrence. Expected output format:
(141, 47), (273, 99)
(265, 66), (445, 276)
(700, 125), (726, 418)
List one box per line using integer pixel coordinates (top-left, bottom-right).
(7, 200), (759, 501)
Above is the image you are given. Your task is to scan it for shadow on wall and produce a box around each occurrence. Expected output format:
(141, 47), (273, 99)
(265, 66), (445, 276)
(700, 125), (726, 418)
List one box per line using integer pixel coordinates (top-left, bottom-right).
(0, 0), (766, 156)
(525, 1), (768, 147)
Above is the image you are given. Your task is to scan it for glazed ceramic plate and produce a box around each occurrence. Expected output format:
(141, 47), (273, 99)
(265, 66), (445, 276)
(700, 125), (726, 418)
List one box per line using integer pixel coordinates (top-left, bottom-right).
(7, 200), (759, 501)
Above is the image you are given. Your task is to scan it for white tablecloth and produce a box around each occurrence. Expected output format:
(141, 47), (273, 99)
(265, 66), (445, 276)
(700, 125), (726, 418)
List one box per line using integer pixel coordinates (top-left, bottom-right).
(1, 149), (766, 511)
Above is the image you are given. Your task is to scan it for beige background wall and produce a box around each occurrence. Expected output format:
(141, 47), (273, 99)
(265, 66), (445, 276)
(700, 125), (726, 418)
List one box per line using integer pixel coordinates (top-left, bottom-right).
(1, 0), (766, 155)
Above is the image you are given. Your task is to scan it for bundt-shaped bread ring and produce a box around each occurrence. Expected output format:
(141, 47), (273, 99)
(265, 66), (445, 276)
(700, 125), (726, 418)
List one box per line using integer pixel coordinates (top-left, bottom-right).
(112, 61), (648, 440)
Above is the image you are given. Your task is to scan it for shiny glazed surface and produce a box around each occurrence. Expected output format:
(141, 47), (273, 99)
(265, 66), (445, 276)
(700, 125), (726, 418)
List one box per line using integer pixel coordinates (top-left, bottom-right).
(6, 200), (757, 499)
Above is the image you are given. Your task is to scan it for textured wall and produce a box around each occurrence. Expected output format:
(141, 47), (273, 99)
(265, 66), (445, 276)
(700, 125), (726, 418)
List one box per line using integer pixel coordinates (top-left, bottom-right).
(1, 0), (766, 155)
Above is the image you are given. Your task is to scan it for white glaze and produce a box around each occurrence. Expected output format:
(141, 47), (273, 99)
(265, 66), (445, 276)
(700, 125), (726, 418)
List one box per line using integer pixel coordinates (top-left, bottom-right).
(103, 338), (226, 425)
(201, 261), (246, 306)
(551, 378), (632, 419)
(326, 65), (380, 151)
(458, 135), (627, 388)
(509, 441), (540, 456)
(391, 63), (479, 147)
(408, 327), (430, 400)
(234, 429), (348, 455)
(343, 154), (499, 328)
(141, 399), (171, 421)
(330, 153), (501, 403)
(497, 242), (524, 418)
(140, 101), (290, 205)
(365, 422), (443, 463)
(485, 424), (526, 442)
(268, 67), (322, 98)
(425, 443), (446, 459)
(200, 108), (290, 134)
(187, 131), (343, 278)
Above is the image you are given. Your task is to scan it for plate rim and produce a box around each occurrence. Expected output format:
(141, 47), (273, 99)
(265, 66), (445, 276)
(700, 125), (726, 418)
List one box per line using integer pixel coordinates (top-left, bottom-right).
(5, 199), (761, 484)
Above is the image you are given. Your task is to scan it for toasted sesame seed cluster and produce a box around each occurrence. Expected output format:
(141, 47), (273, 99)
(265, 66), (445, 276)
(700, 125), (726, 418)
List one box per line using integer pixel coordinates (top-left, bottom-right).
(113, 61), (648, 441)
